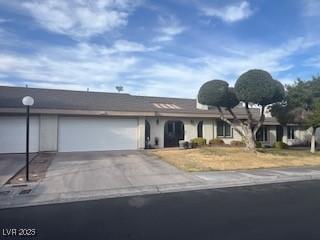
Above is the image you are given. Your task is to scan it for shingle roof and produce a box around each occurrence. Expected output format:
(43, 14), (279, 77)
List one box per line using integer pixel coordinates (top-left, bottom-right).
(0, 85), (260, 118)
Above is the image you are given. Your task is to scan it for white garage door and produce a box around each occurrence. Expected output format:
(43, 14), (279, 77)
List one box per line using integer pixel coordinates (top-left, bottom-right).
(0, 116), (40, 154)
(58, 117), (138, 152)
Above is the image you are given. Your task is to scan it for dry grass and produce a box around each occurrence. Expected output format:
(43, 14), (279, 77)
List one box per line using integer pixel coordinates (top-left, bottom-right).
(151, 147), (320, 172)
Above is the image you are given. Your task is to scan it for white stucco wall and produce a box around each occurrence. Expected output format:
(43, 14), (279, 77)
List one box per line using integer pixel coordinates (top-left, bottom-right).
(137, 117), (145, 149)
(146, 117), (204, 148)
(40, 115), (58, 151)
(268, 126), (277, 145)
(184, 119), (199, 142)
(146, 117), (165, 148)
(146, 117), (245, 147)
(203, 119), (214, 142)
(217, 122), (243, 144)
(283, 126), (320, 146)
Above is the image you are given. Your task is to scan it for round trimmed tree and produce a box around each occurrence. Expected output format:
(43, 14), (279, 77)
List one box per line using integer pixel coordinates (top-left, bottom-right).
(198, 69), (285, 151)
(198, 80), (229, 106)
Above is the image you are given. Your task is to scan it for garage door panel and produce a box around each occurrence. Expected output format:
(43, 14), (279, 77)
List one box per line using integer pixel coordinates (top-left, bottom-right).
(0, 117), (39, 153)
(58, 117), (138, 152)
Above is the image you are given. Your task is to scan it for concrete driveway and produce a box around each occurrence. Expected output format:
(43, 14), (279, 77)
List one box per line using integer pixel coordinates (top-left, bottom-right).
(34, 150), (197, 194)
(0, 154), (27, 185)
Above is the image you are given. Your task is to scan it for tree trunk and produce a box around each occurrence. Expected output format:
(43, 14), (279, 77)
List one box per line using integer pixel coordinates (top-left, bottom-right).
(311, 126), (316, 153)
(243, 103), (256, 151)
(220, 106), (257, 151)
(243, 125), (256, 151)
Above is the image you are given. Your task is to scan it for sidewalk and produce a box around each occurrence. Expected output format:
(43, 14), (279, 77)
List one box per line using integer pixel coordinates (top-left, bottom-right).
(1, 166), (320, 209)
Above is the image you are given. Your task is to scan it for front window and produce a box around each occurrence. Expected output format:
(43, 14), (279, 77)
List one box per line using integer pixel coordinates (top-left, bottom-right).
(197, 121), (203, 138)
(217, 120), (232, 137)
(287, 126), (295, 139)
(256, 126), (268, 142)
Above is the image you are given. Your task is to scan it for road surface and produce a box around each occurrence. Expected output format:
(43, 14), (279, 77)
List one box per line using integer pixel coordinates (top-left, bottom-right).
(1, 180), (320, 240)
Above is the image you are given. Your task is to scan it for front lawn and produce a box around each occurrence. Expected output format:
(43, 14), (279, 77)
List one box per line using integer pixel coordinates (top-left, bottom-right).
(151, 147), (320, 171)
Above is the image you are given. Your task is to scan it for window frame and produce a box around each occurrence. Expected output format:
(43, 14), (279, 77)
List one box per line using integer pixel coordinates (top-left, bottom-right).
(217, 120), (233, 138)
(256, 126), (268, 142)
(287, 126), (295, 140)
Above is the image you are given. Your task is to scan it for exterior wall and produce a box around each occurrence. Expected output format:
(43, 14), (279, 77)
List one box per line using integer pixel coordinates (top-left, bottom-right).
(283, 126), (320, 146)
(146, 117), (165, 148)
(268, 126), (277, 145)
(217, 122), (242, 144)
(184, 119), (198, 142)
(39, 114), (58, 152)
(257, 125), (277, 146)
(203, 119), (214, 142)
(33, 114), (320, 151)
(213, 119), (218, 139)
(146, 117), (244, 148)
(146, 117), (206, 148)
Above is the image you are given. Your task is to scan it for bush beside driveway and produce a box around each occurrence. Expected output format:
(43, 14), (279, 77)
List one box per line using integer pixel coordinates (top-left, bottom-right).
(152, 147), (320, 171)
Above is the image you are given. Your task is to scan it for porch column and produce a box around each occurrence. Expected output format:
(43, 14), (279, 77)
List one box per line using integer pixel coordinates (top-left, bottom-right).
(137, 117), (145, 149)
(282, 126), (288, 144)
(213, 119), (218, 138)
(269, 126), (277, 145)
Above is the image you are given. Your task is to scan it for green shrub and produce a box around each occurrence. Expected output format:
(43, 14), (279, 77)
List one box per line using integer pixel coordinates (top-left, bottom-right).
(191, 137), (206, 148)
(273, 141), (288, 149)
(230, 140), (245, 147)
(255, 141), (262, 148)
(209, 138), (225, 146)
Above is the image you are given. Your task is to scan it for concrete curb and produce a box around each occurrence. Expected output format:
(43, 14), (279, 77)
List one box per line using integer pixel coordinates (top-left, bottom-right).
(1, 174), (320, 210)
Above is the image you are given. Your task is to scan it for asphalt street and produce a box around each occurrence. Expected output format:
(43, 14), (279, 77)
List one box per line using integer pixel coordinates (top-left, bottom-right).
(1, 180), (320, 240)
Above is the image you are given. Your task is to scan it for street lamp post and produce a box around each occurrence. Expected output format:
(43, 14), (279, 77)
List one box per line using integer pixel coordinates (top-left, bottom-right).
(22, 96), (34, 182)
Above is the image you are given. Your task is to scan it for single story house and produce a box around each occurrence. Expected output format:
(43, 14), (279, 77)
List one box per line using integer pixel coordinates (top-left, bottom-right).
(0, 86), (318, 153)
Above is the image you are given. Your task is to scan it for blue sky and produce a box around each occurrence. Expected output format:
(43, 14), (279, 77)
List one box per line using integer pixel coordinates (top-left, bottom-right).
(0, 0), (320, 98)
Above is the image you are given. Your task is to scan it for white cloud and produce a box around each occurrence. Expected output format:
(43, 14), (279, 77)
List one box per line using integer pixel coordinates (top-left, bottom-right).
(0, 18), (10, 24)
(201, 1), (253, 23)
(302, 0), (320, 16)
(153, 15), (186, 42)
(0, 42), (139, 91)
(0, 36), (316, 98)
(128, 38), (316, 97)
(22, 0), (140, 39)
(111, 40), (160, 53)
(305, 55), (320, 67)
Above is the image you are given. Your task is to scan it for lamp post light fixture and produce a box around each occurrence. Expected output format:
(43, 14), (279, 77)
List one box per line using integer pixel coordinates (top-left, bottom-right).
(22, 96), (34, 182)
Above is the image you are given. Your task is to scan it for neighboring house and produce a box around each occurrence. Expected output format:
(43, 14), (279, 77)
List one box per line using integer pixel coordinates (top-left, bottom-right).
(0, 86), (317, 153)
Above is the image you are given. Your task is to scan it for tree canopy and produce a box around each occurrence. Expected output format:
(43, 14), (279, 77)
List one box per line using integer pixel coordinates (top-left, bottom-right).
(197, 80), (228, 106)
(271, 76), (320, 153)
(235, 69), (285, 106)
(306, 100), (320, 128)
